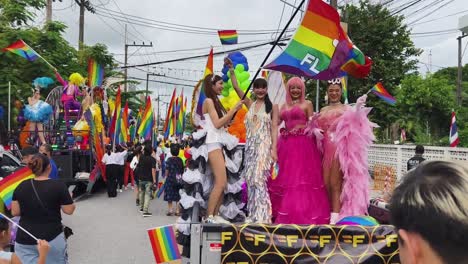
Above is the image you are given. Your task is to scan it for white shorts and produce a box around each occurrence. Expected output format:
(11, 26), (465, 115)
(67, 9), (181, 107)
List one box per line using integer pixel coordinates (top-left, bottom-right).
(207, 143), (222, 153)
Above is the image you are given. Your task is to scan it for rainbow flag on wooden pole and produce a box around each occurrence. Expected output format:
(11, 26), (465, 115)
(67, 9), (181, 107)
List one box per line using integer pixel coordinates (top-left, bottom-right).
(120, 101), (130, 143)
(191, 48), (213, 126)
(2, 39), (57, 70)
(0, 167), (34, 210)
(147, 225), (181, 263)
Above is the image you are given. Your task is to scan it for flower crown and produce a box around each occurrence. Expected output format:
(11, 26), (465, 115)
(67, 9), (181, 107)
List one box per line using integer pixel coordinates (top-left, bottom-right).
(327, 78), (342, 85)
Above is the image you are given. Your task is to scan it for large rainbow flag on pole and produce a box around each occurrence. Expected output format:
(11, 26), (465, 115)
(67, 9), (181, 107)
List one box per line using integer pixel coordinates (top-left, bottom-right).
(264, 0), (371, 80)
(2, 40), (39, 61)
(164, 89), (177, 138)
(0, 167), (35, 210)
(120, 101), (130, 143)
(176, 90), (184, 136)
(109, 88), (122, 145)
(138, 97), (154, 140)
(87, 59), (105, 87)
(147, 225), (181, 263)
(182, 97), (187, 132)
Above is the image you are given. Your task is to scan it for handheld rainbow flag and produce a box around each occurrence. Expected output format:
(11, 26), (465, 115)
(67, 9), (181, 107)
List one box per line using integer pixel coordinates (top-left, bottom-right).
(370, 82), (396, 106)
(218, 30), (238, 45)
(176, 91), (184, 136)
(87, 59), (105, 87)
(264, 0), (371, 80)
(147, 225), (181, 263)
(0, 167), (35, 210)
(138, 97), (154, 140)
(2, 40), (39, 61)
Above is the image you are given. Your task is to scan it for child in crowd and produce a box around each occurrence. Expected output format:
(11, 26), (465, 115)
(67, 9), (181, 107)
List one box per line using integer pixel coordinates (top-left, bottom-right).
(0, 217), (49, 264)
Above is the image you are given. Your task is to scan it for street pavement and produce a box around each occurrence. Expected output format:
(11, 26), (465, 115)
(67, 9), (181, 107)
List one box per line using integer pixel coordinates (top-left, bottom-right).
(63, 187), (180, 264)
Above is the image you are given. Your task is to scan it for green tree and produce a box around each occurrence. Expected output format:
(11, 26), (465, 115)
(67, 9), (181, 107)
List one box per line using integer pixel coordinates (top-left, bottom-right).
(396, 74), (457, 145)
(340, 0), (422, 140)
(0, 0), (45, 26)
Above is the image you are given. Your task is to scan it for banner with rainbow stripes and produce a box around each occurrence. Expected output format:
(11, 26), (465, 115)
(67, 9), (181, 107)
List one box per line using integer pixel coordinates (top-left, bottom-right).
(147, 225), (181, 263)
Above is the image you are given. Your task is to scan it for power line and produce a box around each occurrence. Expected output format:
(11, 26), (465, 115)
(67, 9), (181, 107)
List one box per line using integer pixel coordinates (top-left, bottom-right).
(407, 0), (456, 25)
(410, 9), (468, 26)
(122, 37), (291, 69)
(93, 7), (296, 36)
(94, 5), (297, 34)
(128, 76), (195, 88)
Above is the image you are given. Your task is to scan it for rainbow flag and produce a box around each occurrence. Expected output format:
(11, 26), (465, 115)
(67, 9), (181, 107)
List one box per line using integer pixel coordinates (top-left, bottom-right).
(191, 48), (213, 126)
(0, 167), (34, 210)
(87, 59), (104, 87)
(147, 225), (181, 263)
(120, 101), (129, 143)
(341, 76), (348, 104)
(264, 0), (371, 80)
(182, 97), (187, 132)
(261, 70), (269, 79)
(2, 40), (39, 61)
(138, 97), (154, 140)
(164, 89), (177, 139)
(176, 91), (184, 136)
(109, 88), (122, 144)
(218, 30), (238, 45)
(371, 82), (396, 106)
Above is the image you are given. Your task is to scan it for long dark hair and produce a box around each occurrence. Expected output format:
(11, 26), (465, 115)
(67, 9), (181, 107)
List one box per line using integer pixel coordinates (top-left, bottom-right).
(28, 153), (50, 176)
(204, 74), (227, 118)
(105, 145), (111, 155)
(253, 78), (272, 114)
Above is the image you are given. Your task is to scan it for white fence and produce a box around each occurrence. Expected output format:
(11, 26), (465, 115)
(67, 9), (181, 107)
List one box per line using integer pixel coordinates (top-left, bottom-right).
(368, 144), (468, 179)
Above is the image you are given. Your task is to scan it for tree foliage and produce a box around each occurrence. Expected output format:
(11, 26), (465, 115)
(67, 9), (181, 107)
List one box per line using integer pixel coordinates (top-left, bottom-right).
(341, 0), (422, 133)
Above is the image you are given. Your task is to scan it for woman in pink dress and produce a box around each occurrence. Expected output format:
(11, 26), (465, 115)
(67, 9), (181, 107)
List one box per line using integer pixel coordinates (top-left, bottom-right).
(317, 79), (377, 224)
(269, 77), (330, 224)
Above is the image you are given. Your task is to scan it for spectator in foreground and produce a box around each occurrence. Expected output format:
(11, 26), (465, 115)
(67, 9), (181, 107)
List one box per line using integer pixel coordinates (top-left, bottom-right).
(389, 160), (468, 264)
(407, 145), (425, 171)
(12, 154), (75, 264)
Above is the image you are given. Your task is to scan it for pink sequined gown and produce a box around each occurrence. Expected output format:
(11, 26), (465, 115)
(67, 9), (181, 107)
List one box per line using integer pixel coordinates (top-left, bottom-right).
(269, 106), (330, 224)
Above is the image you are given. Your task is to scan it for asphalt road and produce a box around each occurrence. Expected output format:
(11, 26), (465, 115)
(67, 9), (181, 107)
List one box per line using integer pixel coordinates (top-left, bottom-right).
(63, 187), (180, 264)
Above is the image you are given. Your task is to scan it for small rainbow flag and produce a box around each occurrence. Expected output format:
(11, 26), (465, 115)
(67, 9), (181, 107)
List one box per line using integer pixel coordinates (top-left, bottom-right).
(109, 88), (122, 144)
(120, 101), (129, 143)
(2, 40), (39, 61)
(261, 70), (269, 79)
(371, 82), (396, 106)
(218, 30), (238, 45)
(87, 59), (104, 87)
(147, 225), (181, 263)
(163, 89), (177, 139)
(0, 167), (35, 210)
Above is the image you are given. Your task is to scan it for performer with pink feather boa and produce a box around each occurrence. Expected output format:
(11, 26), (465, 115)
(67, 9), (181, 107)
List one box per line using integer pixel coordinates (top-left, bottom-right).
(269, 77), (330, 224)
(316, 79), (378, 224)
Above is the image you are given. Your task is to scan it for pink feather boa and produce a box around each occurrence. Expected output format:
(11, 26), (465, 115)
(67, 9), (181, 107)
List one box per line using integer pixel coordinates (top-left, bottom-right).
(334, 106), (378, 219)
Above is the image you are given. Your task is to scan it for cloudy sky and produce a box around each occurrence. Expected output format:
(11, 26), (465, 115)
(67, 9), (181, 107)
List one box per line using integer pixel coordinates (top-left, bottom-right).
(34, 0), (468, 112)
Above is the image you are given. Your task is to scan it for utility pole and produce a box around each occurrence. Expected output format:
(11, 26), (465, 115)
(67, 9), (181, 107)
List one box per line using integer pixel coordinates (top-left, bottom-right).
(146, 72), (165, 98)
(330, 0), (338, 8)
(75, 0), (95, 50)
(46, 0), (53, 22)
(457, 33), (467, 106)
(125, 41), (153, 92)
